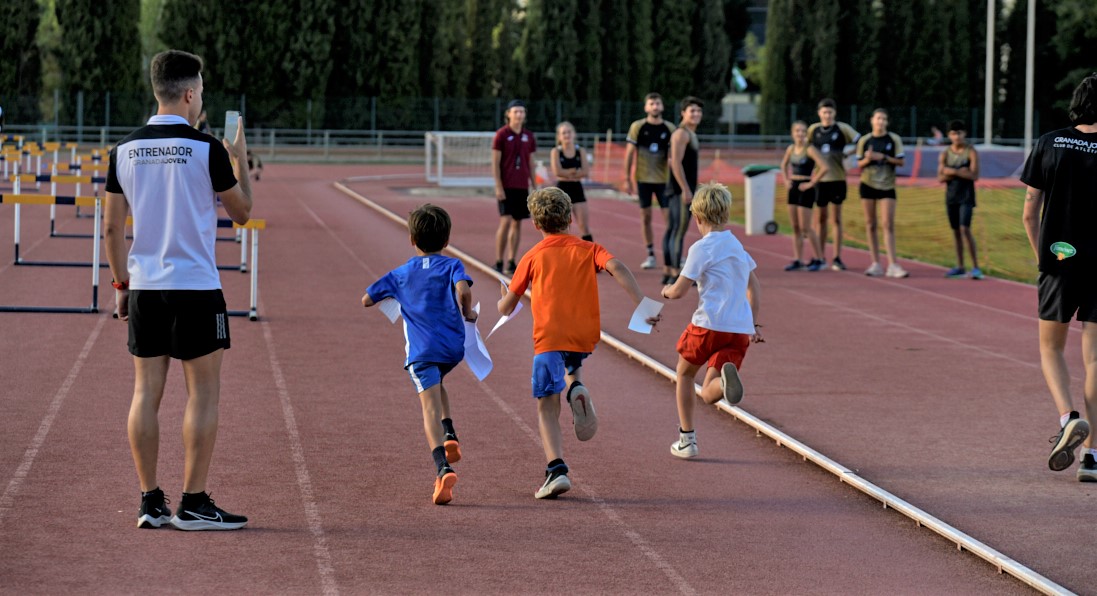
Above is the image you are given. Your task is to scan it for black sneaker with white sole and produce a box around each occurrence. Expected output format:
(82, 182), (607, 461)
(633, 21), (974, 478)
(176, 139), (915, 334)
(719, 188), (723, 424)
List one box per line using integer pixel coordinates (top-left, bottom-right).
(535, 466), (572, 499)
(1049, 411), (1090, 472)
(1078, 453), (1097, 483)
(137, 488), (172, 529)
(171, 492), (248, 531)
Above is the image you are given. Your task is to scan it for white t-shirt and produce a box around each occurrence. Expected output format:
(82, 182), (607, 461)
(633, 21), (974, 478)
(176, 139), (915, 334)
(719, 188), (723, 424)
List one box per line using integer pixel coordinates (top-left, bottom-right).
(106, 114), (237, 290)
(679, 230), (756, 333)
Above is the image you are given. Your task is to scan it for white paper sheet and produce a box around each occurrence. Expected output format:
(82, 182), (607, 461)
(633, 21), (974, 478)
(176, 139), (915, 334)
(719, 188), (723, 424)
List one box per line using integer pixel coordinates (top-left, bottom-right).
(377, 298), (401, 324)
(627, 297), (664, 334)
(487, 300), (523, 339)
(463, 303), (492, 381)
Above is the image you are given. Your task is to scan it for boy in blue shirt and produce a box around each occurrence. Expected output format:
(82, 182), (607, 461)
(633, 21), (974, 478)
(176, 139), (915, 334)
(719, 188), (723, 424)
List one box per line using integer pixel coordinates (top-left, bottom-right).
(362, 205), (478, 504)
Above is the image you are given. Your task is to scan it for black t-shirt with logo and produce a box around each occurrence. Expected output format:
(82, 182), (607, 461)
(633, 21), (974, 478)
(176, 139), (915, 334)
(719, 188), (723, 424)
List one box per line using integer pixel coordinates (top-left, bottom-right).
(1020, 127), (1097, 274)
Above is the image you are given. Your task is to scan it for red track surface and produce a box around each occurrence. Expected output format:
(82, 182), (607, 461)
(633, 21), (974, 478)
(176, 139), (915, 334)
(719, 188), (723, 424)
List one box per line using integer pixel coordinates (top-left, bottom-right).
(0, 164), (1091, 594)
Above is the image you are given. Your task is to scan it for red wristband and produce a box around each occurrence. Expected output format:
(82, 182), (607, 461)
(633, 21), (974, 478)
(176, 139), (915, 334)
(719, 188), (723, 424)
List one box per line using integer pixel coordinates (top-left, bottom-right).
(111, 279), (129, 290)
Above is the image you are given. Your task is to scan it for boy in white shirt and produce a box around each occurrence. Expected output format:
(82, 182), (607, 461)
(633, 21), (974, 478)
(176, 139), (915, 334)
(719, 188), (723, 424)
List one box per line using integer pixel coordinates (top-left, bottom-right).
(660, 182), (763, 458)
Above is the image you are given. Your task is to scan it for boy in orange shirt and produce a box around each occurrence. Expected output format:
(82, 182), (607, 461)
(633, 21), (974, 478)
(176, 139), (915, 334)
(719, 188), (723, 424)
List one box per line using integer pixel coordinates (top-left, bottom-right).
(499, 187), (660, 499)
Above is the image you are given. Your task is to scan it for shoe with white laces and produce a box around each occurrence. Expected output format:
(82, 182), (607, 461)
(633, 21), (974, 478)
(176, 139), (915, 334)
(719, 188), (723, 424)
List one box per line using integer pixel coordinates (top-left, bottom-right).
(641, 255), (657, 269)
(864, 262), (884, 277)
(886, 263), (910, 278)
(671, 431), (698, 459)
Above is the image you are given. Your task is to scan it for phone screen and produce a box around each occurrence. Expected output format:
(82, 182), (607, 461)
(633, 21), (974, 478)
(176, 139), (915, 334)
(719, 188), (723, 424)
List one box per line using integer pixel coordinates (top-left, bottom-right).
(224, 111), (240, 142)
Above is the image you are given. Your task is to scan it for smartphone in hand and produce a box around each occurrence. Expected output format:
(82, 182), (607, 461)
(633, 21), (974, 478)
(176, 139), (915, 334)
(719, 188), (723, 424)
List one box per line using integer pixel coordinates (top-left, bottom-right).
(224, 111), (240, 143)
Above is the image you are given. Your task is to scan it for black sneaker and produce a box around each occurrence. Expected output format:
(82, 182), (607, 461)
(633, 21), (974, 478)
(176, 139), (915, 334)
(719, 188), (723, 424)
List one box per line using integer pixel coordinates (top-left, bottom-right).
(137, 488), (172, 529)
(1078, 453), (1097, 483)
(494, 260), (504, 273)
(830, 257), (847, 271)
(505, 260), (517, 275)
(534, 466), (571, 499)
(171, 492), (248, 531)
(784, 260), (803, 271)
(1049, 412), (1090, 472)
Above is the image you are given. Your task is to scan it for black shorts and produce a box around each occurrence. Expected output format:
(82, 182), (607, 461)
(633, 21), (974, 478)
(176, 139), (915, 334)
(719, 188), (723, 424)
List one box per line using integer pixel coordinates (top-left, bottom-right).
(787, 180), (817, 208)
(637, 182), (669, 209)
(859, 183), (897, 200)
(946, 201), (975, 230)
(558, 181), (587, 204)
(498, 188), (530, 220)
(1038, 272), (1097, 323)
(816, 181), (847, 206)
(128, 289), (231, 360)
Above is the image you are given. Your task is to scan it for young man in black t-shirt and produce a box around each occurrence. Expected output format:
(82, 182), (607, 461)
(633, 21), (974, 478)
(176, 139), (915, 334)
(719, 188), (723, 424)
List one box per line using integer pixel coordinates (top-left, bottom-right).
(1021, 73), (1097, 482)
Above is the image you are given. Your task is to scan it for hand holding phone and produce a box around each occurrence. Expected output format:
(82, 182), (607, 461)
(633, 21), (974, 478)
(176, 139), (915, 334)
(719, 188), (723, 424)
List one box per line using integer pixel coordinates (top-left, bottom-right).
(224, 111), (240, 144)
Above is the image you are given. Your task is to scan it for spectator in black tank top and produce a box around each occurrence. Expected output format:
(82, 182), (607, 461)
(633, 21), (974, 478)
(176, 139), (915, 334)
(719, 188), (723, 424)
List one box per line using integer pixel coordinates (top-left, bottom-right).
(937, 120), (981, 279)
(550, 121), (592, 241)
(780, 120), (828, 271)
(664, 96), (704, 286)
(1021, 73), (1097, 481)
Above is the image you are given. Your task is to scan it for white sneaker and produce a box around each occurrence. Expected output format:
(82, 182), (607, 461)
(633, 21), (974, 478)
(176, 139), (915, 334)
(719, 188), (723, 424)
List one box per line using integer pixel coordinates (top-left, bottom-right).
(720, 363), (744, 405)
(641, 255), (657, 269)
(671, 432), (698, 459)
(864, 262), (884, 277)
(567, 382), (598, 441)
(886, 263), (909, 278)
(535, 471), (572, 499)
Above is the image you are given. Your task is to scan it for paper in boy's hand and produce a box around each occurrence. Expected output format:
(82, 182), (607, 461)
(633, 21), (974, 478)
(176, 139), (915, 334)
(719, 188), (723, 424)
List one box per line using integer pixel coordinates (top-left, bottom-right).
(463, 304), (492, 381)
(378, 298), (401, 324)
(487, 300), (523, 339)
(627, 297), (664, 334)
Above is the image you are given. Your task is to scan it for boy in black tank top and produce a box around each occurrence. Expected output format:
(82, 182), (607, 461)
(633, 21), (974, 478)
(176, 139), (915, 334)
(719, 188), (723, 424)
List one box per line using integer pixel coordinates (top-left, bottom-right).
(550, 121), (592, 241)
(937, 120), (982, 279)
(666, 97), (704, 285)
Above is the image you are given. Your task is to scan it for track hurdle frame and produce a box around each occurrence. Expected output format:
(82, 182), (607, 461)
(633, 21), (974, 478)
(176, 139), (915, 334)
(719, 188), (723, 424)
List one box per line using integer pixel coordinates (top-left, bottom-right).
(0, 194), (101, 314)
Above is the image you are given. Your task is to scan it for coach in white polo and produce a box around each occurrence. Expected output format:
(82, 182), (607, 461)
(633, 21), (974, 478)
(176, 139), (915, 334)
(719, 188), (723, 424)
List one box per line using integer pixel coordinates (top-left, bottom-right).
(105, 50), (252, 531)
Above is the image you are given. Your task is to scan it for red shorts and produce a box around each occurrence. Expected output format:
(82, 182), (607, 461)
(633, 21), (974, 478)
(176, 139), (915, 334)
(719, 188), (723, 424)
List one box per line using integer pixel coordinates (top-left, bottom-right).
(676, 323), (750, 370)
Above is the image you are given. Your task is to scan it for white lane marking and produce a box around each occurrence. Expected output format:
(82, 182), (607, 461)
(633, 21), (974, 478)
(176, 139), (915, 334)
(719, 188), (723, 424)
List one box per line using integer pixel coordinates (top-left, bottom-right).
(297, 197), (381, 278)
(261, 320), (339, 596)
(0, 314), (107, 526)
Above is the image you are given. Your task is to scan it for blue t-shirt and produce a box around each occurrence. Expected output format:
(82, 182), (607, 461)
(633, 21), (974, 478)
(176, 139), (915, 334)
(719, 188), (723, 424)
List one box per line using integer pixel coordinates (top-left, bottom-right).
(366, 255), (473, 368)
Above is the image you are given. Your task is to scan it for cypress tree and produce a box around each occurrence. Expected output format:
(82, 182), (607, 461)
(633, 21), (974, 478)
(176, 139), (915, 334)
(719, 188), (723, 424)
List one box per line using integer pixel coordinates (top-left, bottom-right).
(692, 0), (731, 104)
(1, 0), (43, 116)
(627, 0), (654, 98)
(574, 0), (602, 101)
(55, 0), (143, 125)
(599, 0), (631, 101)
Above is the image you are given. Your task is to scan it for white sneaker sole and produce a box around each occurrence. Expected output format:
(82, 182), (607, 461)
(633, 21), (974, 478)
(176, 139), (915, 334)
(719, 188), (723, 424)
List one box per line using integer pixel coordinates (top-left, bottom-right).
(568, 383), (598, 441)
(137, 514), (172, 529)
(1050, 419), (1090, 471)
(671, 441), (698, 459)
(170, 516), (248, 531)
(721, 363), (744, 405)
(535, 475), (572, 499)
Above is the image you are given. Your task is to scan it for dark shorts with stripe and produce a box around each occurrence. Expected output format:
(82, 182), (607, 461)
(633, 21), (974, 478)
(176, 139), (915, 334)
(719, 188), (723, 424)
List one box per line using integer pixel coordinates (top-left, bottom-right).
(128, 289), (231, 360)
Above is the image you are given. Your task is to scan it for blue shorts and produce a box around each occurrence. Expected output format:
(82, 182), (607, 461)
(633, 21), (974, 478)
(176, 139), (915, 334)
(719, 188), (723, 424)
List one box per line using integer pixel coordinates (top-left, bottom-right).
(531, 351), (590, 398)
(407, 362), (457, 393)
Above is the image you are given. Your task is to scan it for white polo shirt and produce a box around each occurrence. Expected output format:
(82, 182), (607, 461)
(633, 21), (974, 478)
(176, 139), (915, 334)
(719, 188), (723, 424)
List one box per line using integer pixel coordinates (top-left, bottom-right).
(106, 115), (237, 290)
(679, 230), (757, 334)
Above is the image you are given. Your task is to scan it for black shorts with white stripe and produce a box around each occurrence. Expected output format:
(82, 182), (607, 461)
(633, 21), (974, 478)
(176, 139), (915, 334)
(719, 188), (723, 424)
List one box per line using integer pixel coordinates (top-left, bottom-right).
(128, 289), (231, 360)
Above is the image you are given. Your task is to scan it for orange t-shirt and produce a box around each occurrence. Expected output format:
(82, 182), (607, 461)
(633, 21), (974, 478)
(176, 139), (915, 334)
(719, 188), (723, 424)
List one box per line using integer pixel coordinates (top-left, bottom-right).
(509, 234), (614, 354)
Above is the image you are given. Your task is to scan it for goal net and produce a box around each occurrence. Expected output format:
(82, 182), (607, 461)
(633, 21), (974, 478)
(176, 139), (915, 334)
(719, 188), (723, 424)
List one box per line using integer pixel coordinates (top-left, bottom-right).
(424, 132), (496, 187)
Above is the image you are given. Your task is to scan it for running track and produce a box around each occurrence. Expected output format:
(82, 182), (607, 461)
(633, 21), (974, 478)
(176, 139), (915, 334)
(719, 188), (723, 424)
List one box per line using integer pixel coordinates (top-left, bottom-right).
(0, 164), (1091, 594)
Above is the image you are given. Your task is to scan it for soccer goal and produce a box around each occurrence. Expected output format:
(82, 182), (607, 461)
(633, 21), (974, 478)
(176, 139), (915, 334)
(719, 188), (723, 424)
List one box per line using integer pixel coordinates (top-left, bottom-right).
(424, 132), (496, 187)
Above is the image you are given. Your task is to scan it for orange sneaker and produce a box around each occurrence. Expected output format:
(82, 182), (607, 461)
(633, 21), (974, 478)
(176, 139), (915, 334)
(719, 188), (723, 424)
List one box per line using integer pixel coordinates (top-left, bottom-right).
(432, 468), (457, 505)
(443, 433), (462, 464)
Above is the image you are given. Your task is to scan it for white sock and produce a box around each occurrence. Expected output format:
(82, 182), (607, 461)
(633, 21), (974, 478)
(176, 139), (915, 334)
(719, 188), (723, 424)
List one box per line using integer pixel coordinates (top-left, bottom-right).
(1060, 413), (1072, 428)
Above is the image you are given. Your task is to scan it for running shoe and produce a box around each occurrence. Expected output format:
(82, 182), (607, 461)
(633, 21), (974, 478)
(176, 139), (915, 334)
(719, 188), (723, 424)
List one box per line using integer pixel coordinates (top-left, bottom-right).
(535, 468), (571, 499)
(443, 432), (462, 464)
(171, 492), (248, 531)
(137, 488), (172, 529)
(661, 274), (672, 285)
(641, 255), (657, 269)
(1078, 453), (1097, 482)
(886, 263), (910, 278)
(945, 267), (966, 278)
(784, 260), (803, 271)
(721, 362), (744, 405)
(864, 262), (884, 277)
(671, 431), (698, 459)
(806, 259), (825, 272)
(494, 260), (504, 273)
(433, 466), (457, 505)
(505, 260), (517, 276)
(567, 381), (598, 441)
(969, 267), (984, 280)
(1049, 412), (1090, 472)
(830, 257), (847, 271)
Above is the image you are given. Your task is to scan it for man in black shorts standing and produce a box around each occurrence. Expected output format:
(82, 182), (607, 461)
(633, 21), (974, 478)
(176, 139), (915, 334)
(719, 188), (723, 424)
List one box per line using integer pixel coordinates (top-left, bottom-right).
(623, 92), (676, 274)
(492, 99), (537, 275)
(105, 50), (253, 529)
(807, 99), (860, 271)
(1021, 73), (1097, 482)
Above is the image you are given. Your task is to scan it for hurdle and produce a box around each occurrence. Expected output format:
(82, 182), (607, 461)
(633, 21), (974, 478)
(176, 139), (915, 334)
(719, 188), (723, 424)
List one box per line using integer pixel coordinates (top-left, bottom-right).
(0, 193), (102, 314)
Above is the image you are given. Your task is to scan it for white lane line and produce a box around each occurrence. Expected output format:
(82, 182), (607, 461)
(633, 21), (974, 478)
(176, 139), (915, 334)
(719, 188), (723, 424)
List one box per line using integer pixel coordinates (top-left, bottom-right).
(330, 181), (695, 595)
(260, 320), (339, 596)
(334, 180), (1069, 596)
(296, 197), (382, 278)
(0, 314), (107, 526)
